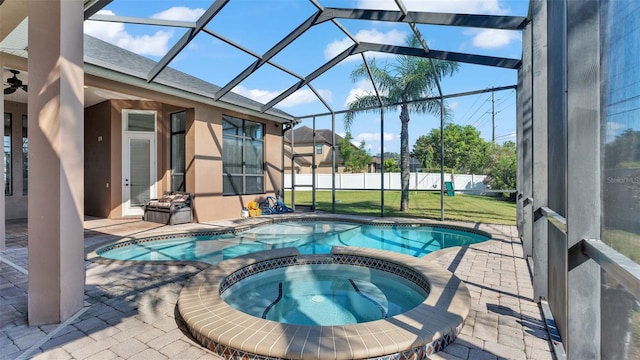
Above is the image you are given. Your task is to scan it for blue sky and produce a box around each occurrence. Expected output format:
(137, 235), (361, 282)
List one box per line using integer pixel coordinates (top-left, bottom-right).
(85, 0), (528, 154)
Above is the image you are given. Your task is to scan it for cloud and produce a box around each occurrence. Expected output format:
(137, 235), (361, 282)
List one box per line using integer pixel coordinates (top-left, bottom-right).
(232, 85), (332, 108)
(357, 0), (510, 15)
(351, 131), (399, 153)
(324, 29), (407, 61)
(344, 80), (375, 106)
(84, 10), (173, 57)
(356, 132), (398, 143)
(470, 29), (520, 49)
(605, 122), (627, 143)
(151, 7), (205, 21)
(336, 130), (397, 150)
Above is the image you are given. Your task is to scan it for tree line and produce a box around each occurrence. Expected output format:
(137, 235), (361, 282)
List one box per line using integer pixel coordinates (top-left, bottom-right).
(341, 33), (516, 210)
(338, 124), (517, 200)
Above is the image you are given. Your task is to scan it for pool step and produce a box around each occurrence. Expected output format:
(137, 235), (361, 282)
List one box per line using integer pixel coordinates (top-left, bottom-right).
(348, 279), (388, 321)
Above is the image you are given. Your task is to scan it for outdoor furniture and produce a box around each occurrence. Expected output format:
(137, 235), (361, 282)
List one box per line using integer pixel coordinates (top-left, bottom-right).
(143, 191), (193, 225)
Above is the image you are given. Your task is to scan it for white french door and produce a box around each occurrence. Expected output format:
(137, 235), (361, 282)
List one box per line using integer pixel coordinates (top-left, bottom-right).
(122, 110), (156, 217)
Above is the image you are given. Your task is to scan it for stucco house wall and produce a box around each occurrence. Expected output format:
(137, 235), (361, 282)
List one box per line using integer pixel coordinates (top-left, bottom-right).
(81, 97), (284, 222)
(4, 33), (289, 222)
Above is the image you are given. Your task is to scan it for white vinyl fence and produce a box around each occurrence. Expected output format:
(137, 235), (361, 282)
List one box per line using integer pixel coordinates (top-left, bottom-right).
(285, 172), (488, 193)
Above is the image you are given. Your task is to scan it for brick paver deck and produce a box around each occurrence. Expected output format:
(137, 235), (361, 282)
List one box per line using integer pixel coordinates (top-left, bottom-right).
(0, 217), (555, 360)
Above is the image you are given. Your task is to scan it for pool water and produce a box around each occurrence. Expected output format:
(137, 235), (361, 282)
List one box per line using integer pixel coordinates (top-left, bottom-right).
(98, 221), (489, 264)
(221, 264), (427, 326)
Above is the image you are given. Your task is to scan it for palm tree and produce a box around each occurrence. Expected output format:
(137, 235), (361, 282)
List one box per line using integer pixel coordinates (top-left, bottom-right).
(344, 35), (459, 211)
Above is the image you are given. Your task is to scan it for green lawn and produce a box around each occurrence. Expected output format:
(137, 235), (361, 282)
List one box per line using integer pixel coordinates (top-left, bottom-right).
(603, 229), (640, 263)
(285, 190), (516, 225)
(602, 229), (640, 360)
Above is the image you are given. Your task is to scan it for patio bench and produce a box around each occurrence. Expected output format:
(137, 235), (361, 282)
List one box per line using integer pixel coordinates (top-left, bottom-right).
(143, 191), (193, 225)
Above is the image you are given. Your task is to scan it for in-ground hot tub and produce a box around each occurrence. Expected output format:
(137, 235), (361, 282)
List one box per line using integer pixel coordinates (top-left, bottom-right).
(222, 254), (429, 326)
(178, 246), (471, 359)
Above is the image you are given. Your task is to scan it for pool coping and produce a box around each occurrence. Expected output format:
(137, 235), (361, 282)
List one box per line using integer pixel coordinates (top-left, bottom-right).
(177, 246), (471, 360)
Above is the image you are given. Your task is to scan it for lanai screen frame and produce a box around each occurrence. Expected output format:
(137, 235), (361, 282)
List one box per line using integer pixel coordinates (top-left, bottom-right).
(291, 85), (517, 219)
(87, 0), (527, 219)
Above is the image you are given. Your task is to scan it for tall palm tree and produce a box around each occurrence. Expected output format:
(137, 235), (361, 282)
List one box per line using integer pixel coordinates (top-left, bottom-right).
(344, 35), (459, 211)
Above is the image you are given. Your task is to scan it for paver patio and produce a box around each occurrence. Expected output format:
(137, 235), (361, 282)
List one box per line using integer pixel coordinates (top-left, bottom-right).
(1, 216), (555, 360)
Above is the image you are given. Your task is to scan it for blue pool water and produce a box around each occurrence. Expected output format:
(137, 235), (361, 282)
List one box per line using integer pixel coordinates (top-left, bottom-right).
(98, 221), (489, 264)
(221, 264), (427, 326)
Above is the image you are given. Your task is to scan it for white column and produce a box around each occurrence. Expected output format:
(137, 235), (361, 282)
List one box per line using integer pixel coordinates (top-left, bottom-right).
(27, 0), (84, 325)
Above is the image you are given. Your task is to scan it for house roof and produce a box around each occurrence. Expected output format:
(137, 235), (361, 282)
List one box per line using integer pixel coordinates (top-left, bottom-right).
(83, 34), (294, 122)
(1, 14), (294, 123)
(283, 125), (346, 145)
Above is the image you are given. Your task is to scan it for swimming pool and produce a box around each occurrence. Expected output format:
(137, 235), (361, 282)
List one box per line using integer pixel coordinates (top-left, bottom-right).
(96, 220), (490, 264)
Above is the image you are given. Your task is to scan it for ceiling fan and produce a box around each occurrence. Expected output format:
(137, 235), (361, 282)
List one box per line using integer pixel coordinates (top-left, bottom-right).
(4, 70), (28, 95)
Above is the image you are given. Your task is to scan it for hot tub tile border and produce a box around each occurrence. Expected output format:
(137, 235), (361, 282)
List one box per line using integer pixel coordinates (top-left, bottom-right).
(219, 254), (430, 296)
(190, 325), (462, 360)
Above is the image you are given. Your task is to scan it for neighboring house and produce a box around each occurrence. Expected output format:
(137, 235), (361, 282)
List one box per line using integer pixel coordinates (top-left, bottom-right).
(2, 34), (294, 222)
(284, 126), (345, 174)
(369, 156), (382, 173)
(283, 126), (378, 174)
(409, 157), (422, 172)
(368, 156), (421, 173)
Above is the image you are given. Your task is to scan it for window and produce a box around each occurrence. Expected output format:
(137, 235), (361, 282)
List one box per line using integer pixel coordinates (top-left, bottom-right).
(316, 144), (323, 155)
(171, 111), (186, 192)
(22, 115), (27, 196)
(222, 115), (264, 195)
(4, 113), (11, 196)
(124, 111), (155, 132)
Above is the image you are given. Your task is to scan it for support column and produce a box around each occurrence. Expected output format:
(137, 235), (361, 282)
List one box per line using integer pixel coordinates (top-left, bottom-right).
(27, 0), (85, 325)
(566, 0), (601, 357)
(517, 21), (534, 258)
(531, 0), (549, 300)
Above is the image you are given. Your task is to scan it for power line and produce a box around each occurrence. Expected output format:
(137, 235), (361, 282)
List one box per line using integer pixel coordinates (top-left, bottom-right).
(495, 101), (516, 115)
(494, 89), (515, 106)
(463, 93), (492, 125)
(471, 111), (491, 128)
(495, 132), (517, 141)
(460, 92), (485, 124)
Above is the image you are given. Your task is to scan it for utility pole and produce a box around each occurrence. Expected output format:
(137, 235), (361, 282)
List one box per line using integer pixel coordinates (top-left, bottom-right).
(491, 87), (496, 144)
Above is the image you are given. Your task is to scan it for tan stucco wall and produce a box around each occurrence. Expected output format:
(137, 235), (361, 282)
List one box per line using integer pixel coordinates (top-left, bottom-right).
(84, 99), (179, 219)
(82, 96), (283, 222)
(3, 100), (27, 219)
(84, 101), (112, 218)
(187, 106), (283, 222)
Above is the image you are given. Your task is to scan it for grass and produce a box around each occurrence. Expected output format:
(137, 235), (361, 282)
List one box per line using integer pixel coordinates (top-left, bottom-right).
(285, 190), (516, 225)
(601, 229), (640, 358)
(602, 229), (640, 263)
